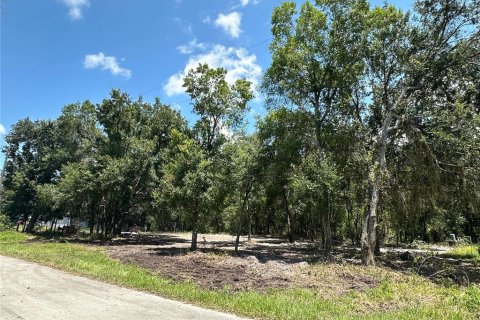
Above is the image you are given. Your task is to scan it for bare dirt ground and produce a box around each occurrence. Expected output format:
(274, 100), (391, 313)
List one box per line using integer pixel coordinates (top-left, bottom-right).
(104, 233), (378, 293)
(96, 232), (479, 292)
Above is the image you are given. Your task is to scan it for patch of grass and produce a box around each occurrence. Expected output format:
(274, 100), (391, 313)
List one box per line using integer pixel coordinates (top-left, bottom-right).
(0, 230), (29, 242)
(0, 231), (479, 320)
(444, 245), (480, 261)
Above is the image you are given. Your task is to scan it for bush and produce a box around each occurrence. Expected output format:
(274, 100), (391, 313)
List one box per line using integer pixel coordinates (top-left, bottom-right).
(0, 212), (13, 231)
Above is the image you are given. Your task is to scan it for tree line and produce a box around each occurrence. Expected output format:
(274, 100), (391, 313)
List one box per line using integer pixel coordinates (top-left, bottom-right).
(1, 0), (479, 265)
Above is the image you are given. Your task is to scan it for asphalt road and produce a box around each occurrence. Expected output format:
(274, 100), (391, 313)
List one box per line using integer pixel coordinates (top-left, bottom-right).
(0, 255), (247, 320)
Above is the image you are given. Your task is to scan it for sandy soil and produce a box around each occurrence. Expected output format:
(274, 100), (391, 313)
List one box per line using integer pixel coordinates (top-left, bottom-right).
(103, 233), (378, 293)
(102, 232), (479, 290)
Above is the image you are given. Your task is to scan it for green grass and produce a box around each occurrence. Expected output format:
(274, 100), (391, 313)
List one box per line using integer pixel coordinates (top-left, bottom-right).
(0, 230), (29, 242)
(0, 231), (479, 319)
(444, 245), (480, 261)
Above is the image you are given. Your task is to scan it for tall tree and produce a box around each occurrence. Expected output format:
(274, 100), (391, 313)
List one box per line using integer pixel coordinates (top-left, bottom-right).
(222, 136), (262, 253)
(182, 64), (254, 250)
(361, 0), (480, 265)
(257, 108), (312, 243)
(263, 0), (368, 255)
(1, 119), (60, 232)
(360, 4), (412, 265)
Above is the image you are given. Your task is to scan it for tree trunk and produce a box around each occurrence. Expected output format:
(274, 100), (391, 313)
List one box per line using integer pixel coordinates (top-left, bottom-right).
(104, 205), (110, 238)
(191, 225), (198, 251)
(190, 200), (199, 251)
(345, 194), (356, 245)
(362, 102), (397, 265)
(115, 212), (126, 236)
(265, 204), (270, 235)
(25, 211), (39, 233)
(20, 213), (28, 232)
(322, 191), (332, 258)
(322, 214), (332, 257)
(49, 218), (55, 233)
(282, 187), (294, 243)
(89, 206), (95, 235)
(361, 88), (412, 266)
(96, 218), (100, 235)
(234, 232), (241, 254)
(374, 225), (381, 256)
(112, 210), (120, 236)
(309, 209), (316, 242)
(235, 191), (250, 254)
(247, 213), (252, 242)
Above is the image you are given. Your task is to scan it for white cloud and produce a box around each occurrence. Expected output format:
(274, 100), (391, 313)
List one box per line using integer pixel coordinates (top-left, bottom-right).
(214, 12), (242, 38)
(0, 124), (5, 136)
(163, 44), (262, 96)
(177, 39), (206, 55)
(171, 104), (182, 111)
(83, 52), (131, 78)
(232, 0), (259, 9)
(61, 0), (90, 20)
(174, 17), (193, 35)
(202, 15), (211, 24)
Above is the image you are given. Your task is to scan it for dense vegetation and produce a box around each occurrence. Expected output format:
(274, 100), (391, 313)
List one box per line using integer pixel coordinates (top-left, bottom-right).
(1, 0), (479, 266)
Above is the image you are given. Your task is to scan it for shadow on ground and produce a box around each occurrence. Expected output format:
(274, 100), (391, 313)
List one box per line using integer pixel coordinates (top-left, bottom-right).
(31, 231), (479, 288)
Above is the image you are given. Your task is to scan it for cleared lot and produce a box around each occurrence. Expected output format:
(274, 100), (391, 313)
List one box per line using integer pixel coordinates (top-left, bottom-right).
(105, 232), (479, 289)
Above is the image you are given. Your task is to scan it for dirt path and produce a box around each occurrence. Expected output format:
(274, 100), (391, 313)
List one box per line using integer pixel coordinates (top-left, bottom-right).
(0, 255), (247, 320)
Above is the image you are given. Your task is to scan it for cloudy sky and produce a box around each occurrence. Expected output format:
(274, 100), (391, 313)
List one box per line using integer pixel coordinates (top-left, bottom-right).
(0, 0), (412, 164)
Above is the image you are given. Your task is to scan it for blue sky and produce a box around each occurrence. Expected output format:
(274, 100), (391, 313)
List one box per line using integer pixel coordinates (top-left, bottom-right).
(0, 0), (412, 165)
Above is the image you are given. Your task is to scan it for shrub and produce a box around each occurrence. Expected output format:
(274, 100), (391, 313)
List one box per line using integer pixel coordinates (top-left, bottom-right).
(0, 212), (13, 231)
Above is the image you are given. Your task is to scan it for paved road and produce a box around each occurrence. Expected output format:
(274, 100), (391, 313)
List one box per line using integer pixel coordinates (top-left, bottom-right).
(0, 255), (247, 320)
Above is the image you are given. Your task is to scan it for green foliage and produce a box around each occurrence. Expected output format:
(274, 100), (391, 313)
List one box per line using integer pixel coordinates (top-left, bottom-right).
(0, 212), (13, 231)
(184, 63), (254, 153)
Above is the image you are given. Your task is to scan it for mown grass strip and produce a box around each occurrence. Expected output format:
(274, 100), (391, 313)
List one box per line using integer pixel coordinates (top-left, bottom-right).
(0, 231), (478, 320)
